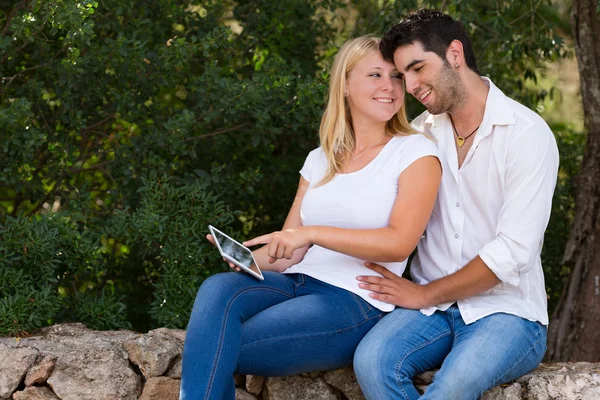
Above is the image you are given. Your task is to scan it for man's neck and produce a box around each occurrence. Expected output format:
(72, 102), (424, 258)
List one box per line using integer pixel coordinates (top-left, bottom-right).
(448, 76), (490, 133)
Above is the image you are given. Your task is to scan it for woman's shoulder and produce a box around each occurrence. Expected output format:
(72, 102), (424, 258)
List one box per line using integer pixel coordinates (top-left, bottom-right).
(306, 146), (326, 160)
(389, 133), (437, 152)
(303, 146), (328, 168)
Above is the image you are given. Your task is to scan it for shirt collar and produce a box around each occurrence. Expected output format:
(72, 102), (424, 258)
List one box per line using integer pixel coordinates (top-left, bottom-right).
(423, 77), (516, 133)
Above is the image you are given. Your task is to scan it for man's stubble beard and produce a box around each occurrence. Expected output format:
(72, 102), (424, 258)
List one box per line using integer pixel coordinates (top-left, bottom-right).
(426, 64), (467, 115)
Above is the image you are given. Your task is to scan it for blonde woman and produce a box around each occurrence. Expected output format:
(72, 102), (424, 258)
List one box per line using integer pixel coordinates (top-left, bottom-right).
(180, 35), (442, 400)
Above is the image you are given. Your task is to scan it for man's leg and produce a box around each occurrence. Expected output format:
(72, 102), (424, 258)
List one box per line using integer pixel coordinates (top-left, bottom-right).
(354, 308), (454, 400)
(421, 309), (547, 400)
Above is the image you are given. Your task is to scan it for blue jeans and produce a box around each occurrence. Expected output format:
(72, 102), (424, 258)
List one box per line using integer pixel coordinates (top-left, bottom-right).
(354, 306), (547, 400)
(180, 271), (383, 400)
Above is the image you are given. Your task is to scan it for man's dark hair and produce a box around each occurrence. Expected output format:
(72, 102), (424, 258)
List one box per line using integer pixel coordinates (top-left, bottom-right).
(380, 9), (480, 74)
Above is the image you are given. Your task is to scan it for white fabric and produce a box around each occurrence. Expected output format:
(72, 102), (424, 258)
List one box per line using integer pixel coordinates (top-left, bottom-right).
(284, 134), (439, 311)
(411, 78), (559, 325)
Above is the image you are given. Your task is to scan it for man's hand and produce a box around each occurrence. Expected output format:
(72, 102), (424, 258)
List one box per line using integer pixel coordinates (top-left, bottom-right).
(357, 262), (431, 309)
(244, 227), (312, 264)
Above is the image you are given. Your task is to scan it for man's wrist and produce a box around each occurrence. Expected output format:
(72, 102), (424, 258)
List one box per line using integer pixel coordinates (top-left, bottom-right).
(420, 283), (437, 308)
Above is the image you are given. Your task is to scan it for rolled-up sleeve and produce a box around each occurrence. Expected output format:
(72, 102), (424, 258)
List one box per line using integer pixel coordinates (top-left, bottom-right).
(479, 124), (559, 286)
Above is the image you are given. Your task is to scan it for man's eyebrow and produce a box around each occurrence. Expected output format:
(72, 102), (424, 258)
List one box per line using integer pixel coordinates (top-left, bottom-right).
(404, 59), (425, 72)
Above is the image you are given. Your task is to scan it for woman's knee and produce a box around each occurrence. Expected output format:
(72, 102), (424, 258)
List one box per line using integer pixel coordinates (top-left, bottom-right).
(193, 272), (250, 306)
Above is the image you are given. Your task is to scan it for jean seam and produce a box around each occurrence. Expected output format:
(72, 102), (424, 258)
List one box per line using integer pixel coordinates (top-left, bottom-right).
(293, 274), (306, 290)
(349, 292), (372, 319)
(488, 324), (546, 392)
(240, 313), (382, 349)
(204, 286), (295, 400)
(395, 329), (453, 400)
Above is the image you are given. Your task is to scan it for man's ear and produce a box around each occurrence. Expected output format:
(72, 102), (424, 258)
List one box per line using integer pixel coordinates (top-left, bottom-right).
(446, 40), (464, 69)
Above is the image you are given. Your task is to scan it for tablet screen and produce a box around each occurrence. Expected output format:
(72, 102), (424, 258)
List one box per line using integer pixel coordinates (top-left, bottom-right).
(212, 229), (261, 276)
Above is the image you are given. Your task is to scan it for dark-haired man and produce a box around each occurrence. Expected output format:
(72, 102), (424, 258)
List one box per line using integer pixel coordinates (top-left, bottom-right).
(353, 9), (559, 400)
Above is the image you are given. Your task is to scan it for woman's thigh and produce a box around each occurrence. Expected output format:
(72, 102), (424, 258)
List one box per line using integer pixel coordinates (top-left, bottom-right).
(237, 277), (384, 376)
(186, 271), (300, 328)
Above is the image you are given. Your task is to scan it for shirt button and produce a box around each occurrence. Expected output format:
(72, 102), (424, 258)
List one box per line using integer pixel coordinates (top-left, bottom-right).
(455, 234), (459, 238)
(456, 202), (460, 207)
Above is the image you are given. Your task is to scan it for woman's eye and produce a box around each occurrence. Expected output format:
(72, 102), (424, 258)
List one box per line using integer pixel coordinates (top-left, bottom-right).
(369, 73), (381, 77)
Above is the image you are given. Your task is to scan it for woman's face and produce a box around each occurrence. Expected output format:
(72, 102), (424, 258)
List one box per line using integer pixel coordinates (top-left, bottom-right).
(345, 51), (405, 125)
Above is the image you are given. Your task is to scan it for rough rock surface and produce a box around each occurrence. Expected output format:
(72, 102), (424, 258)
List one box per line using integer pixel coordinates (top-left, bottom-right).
(47, 349), (141, 400)
(519, 363), (600, 399)
(264, 375), (338, 400)
(324, 367), (364, 400)
(0, 345), (38, 399)
(25, 355), (57, 386)
(138, 376), (180, 400)
(165, 355), (182, 379)
(12, 386), (60, 400)
(123, 333), (179, 378)
(246, 375), (265, 395)
(0, 324), (599, 400)
(236, 388), (258, 400)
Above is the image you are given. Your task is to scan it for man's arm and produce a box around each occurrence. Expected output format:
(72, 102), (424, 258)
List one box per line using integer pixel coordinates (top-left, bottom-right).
(357, 256), (499, 309)
(359, 122), (559, 308)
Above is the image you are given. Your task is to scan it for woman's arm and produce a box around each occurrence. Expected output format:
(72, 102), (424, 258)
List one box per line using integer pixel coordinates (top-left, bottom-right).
(245, 156), (441, 263)
(249, 176), (311, 272)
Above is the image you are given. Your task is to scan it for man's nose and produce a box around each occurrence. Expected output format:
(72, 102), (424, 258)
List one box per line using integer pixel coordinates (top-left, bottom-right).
(404, 76), (419, 96)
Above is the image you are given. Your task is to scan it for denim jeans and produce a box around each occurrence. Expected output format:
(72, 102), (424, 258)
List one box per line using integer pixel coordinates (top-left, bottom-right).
(354, 306), (547, 400)
(180, 271), (383, 400)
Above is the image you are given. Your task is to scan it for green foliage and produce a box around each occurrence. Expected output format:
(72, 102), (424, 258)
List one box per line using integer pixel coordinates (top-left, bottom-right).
(108, 176), (234, 328)
(346, 0), (568, 118)
(0, 213), (102, 335)
(0, 0), (575, 333)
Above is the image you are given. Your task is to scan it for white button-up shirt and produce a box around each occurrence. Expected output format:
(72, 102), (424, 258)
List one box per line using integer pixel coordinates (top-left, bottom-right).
(411, 78), (559, 325)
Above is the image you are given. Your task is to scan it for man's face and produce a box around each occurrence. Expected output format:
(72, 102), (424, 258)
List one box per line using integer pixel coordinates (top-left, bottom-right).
(393, 41), (465, 115)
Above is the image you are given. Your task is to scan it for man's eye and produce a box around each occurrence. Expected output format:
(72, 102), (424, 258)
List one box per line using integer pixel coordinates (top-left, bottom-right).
(415, 66), (424, 72)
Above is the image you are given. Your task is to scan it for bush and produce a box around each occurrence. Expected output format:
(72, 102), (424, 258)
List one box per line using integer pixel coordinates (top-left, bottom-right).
(0, 0), (573, 333)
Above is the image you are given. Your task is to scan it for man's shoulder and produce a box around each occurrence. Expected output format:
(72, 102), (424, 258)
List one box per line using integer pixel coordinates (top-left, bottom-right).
(489, 82), (550, 134)
(504, 96), (548, 129)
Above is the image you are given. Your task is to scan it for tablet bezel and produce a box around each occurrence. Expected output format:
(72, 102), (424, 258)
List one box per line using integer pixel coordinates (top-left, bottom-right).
(208, 225), (264, 281)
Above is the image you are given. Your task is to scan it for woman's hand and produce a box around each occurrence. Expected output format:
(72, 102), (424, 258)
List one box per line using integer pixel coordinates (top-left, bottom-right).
(206, 234), (242, 272)
(244, 227), (313, 264)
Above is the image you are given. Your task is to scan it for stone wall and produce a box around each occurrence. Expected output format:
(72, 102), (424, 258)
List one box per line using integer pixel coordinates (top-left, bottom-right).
(0, 324), (599, 400)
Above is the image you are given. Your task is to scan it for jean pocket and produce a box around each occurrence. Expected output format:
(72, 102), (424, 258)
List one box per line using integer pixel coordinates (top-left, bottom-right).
(350, 292), (375, 320)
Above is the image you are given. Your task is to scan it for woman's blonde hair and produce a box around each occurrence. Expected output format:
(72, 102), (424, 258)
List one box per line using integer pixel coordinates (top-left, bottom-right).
(317, 35), (417, 186)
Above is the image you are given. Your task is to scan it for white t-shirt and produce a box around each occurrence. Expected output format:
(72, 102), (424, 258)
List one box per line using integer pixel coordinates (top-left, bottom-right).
(283, 134), (440, 311)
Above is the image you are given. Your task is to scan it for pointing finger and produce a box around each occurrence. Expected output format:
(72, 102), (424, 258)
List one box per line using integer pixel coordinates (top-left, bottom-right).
(243, 233), (274, 247)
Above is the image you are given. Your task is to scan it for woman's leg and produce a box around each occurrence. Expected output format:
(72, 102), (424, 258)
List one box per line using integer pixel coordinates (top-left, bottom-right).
(236, 276), (383, 377)
(180, 271), (301, 400)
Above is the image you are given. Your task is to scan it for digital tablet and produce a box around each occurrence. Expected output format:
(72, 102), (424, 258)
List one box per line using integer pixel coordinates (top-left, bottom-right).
(208, 225), (264, 280)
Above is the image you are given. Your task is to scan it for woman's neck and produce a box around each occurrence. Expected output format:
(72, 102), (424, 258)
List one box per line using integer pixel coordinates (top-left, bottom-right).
(352, 121), (387, 151)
